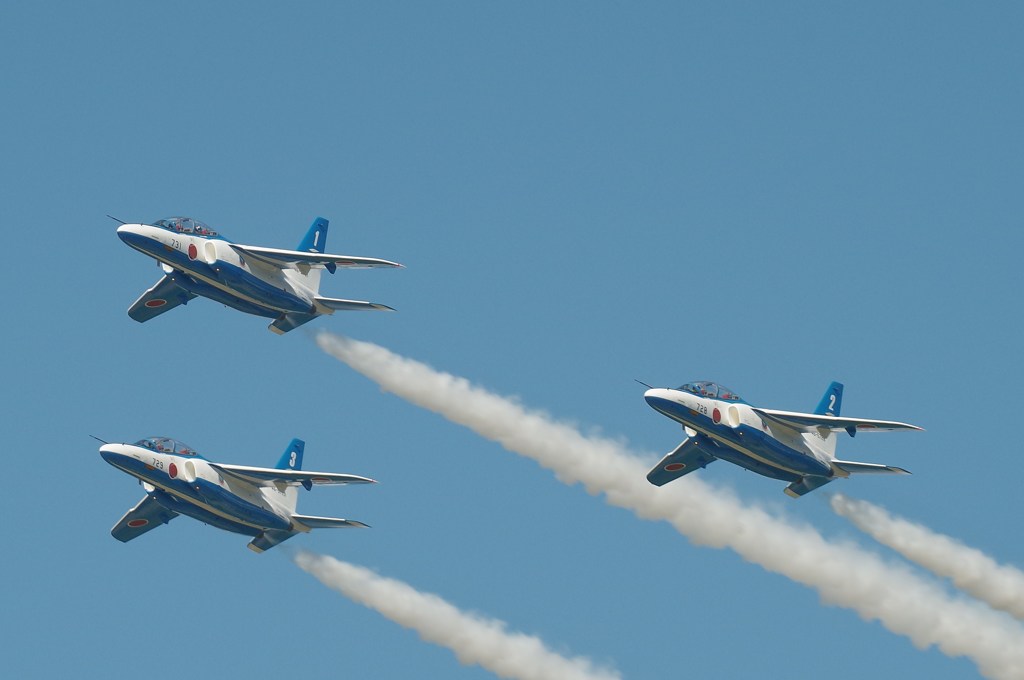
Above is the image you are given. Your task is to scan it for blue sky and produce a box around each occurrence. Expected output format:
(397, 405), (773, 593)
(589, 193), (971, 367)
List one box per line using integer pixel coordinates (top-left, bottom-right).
(2, 2), (1022, 678)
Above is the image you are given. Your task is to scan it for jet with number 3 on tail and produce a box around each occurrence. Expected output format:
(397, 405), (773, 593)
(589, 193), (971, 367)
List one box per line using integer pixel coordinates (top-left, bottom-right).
(100, 437), (375, 552)
(643, 381), (922, 497)
(115, 215), (402, 334)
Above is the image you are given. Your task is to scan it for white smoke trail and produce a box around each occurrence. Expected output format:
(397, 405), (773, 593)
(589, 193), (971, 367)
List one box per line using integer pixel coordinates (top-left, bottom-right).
(831, 494), (1024, 620)
(294, 552), (621, 680)
(316, 331), (1024, 679)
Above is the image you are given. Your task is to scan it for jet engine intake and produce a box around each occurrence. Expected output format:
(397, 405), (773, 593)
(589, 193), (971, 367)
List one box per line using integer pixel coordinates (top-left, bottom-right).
(726, 405), (741, 428)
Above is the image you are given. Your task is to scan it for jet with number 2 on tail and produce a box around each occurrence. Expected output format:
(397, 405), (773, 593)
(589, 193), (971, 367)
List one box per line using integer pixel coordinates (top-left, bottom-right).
(115, 215), (402, 334)
(100, 437), (375, 552)
(643, 381), (922, 497)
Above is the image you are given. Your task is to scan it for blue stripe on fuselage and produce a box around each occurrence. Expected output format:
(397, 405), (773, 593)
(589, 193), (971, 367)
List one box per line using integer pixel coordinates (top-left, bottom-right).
(168, 272), (279, 318)
(189, 478), (291, 531)
(646, 396), (831, 478)
(148, 489), (260, 536)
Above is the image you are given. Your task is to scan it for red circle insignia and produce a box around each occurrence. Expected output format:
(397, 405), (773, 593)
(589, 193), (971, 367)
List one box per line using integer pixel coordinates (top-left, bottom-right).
(168, 463), (178, 478)
(664, 463), (686, 472)
(188, 243), (198, 260)
(712, 408), (721, 423)
(144, 299), (167, 308)
(127, 519), (149, 528)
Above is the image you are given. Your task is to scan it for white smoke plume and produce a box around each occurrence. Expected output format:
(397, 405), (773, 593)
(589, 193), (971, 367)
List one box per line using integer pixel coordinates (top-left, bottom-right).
(316, 331), (1024, 679)
(831, 493), (1024, 620)
(294, 552), (621, 680)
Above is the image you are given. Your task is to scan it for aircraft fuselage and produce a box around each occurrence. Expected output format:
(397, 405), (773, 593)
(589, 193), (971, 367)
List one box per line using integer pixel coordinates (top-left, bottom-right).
(118, 224), (313, 318)
(644, 388), (833, 481)
(100, 443), (294, 535)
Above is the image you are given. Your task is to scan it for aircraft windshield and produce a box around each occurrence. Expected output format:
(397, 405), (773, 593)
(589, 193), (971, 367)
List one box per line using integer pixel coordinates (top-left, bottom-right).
(151, 216), (217, 237)
(677, 381), (742, 402)
(134, 437), (198, 456)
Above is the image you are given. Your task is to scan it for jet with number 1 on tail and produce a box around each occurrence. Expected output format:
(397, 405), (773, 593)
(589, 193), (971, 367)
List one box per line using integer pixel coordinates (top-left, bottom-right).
(100, 437), (375, 552)
(643, 381), (922, 497)
(115, 215), (402, 334)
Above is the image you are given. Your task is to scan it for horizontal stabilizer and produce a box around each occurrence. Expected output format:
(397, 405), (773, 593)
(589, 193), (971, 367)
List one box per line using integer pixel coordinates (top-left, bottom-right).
(292, 514), (370, 529)
(646, 438), (716, 487)
(210, 463), (377, 487)
(128, 274), (197, 323)
(229, 243), (403, 269)
(753, 408), (923, 434)
(111, 494), (178, 543)
(314, 296), (395, 313)
(832, 460), (911, 475)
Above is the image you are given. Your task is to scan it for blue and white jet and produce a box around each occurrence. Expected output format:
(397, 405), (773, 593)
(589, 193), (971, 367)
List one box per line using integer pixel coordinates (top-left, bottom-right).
(116, 216), (402, 334)
(643, 381), (922, 497)
(100, 437), (375, 552)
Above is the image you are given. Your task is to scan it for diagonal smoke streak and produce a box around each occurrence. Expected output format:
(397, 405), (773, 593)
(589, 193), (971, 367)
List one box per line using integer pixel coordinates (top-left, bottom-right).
(831, 494), (1024, 621)
(316, 331), (1024, 679)
(294, 552), (621, 680)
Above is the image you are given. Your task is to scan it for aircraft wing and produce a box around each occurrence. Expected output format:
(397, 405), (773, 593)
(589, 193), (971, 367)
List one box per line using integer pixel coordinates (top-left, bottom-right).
(127, 275), (197, 322)
(210, 463), (377, 487)
(111, 494), (178, 543)
(228, 244), (403, 269)
(753, 408), (923, 435)
(646, 438), (716, 486)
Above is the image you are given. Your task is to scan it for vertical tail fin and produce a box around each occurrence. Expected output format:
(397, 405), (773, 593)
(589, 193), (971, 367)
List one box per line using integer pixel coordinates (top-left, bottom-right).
(295, 217), (330, 294)
(276, 438), (305, 470)
(297, 217), (329, 253)
(813, 382), (843, 457)
(814, 381), (844, 416)
(275, 438), (305, 513)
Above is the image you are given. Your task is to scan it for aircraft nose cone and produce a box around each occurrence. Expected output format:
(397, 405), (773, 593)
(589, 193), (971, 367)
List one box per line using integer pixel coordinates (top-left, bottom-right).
(100, 443), (129, 465)
(116, 223), (151, 249)
(115, 224), (136, 244)
(644, 389), (682, 418)
(644, 388), (669, 407)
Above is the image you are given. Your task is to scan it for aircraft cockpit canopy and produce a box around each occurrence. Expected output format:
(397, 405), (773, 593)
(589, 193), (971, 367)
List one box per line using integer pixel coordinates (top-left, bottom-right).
(135, 437), (199, 456)
(678, 381), (742, 402)
(151, 217), (218, 237)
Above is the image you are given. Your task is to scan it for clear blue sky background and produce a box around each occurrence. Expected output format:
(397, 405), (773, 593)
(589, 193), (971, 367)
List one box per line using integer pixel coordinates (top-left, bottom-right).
(2, 2), (1021, 678)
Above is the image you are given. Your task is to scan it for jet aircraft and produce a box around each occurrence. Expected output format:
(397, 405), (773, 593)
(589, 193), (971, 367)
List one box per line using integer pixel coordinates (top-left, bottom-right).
(116, 215), (402, 334)
(100, 437), (375, 552)
(643, 381), (922, 497)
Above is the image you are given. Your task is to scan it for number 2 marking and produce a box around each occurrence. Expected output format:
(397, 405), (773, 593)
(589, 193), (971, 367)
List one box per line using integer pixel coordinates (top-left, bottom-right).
(828, 394), (837, 412)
